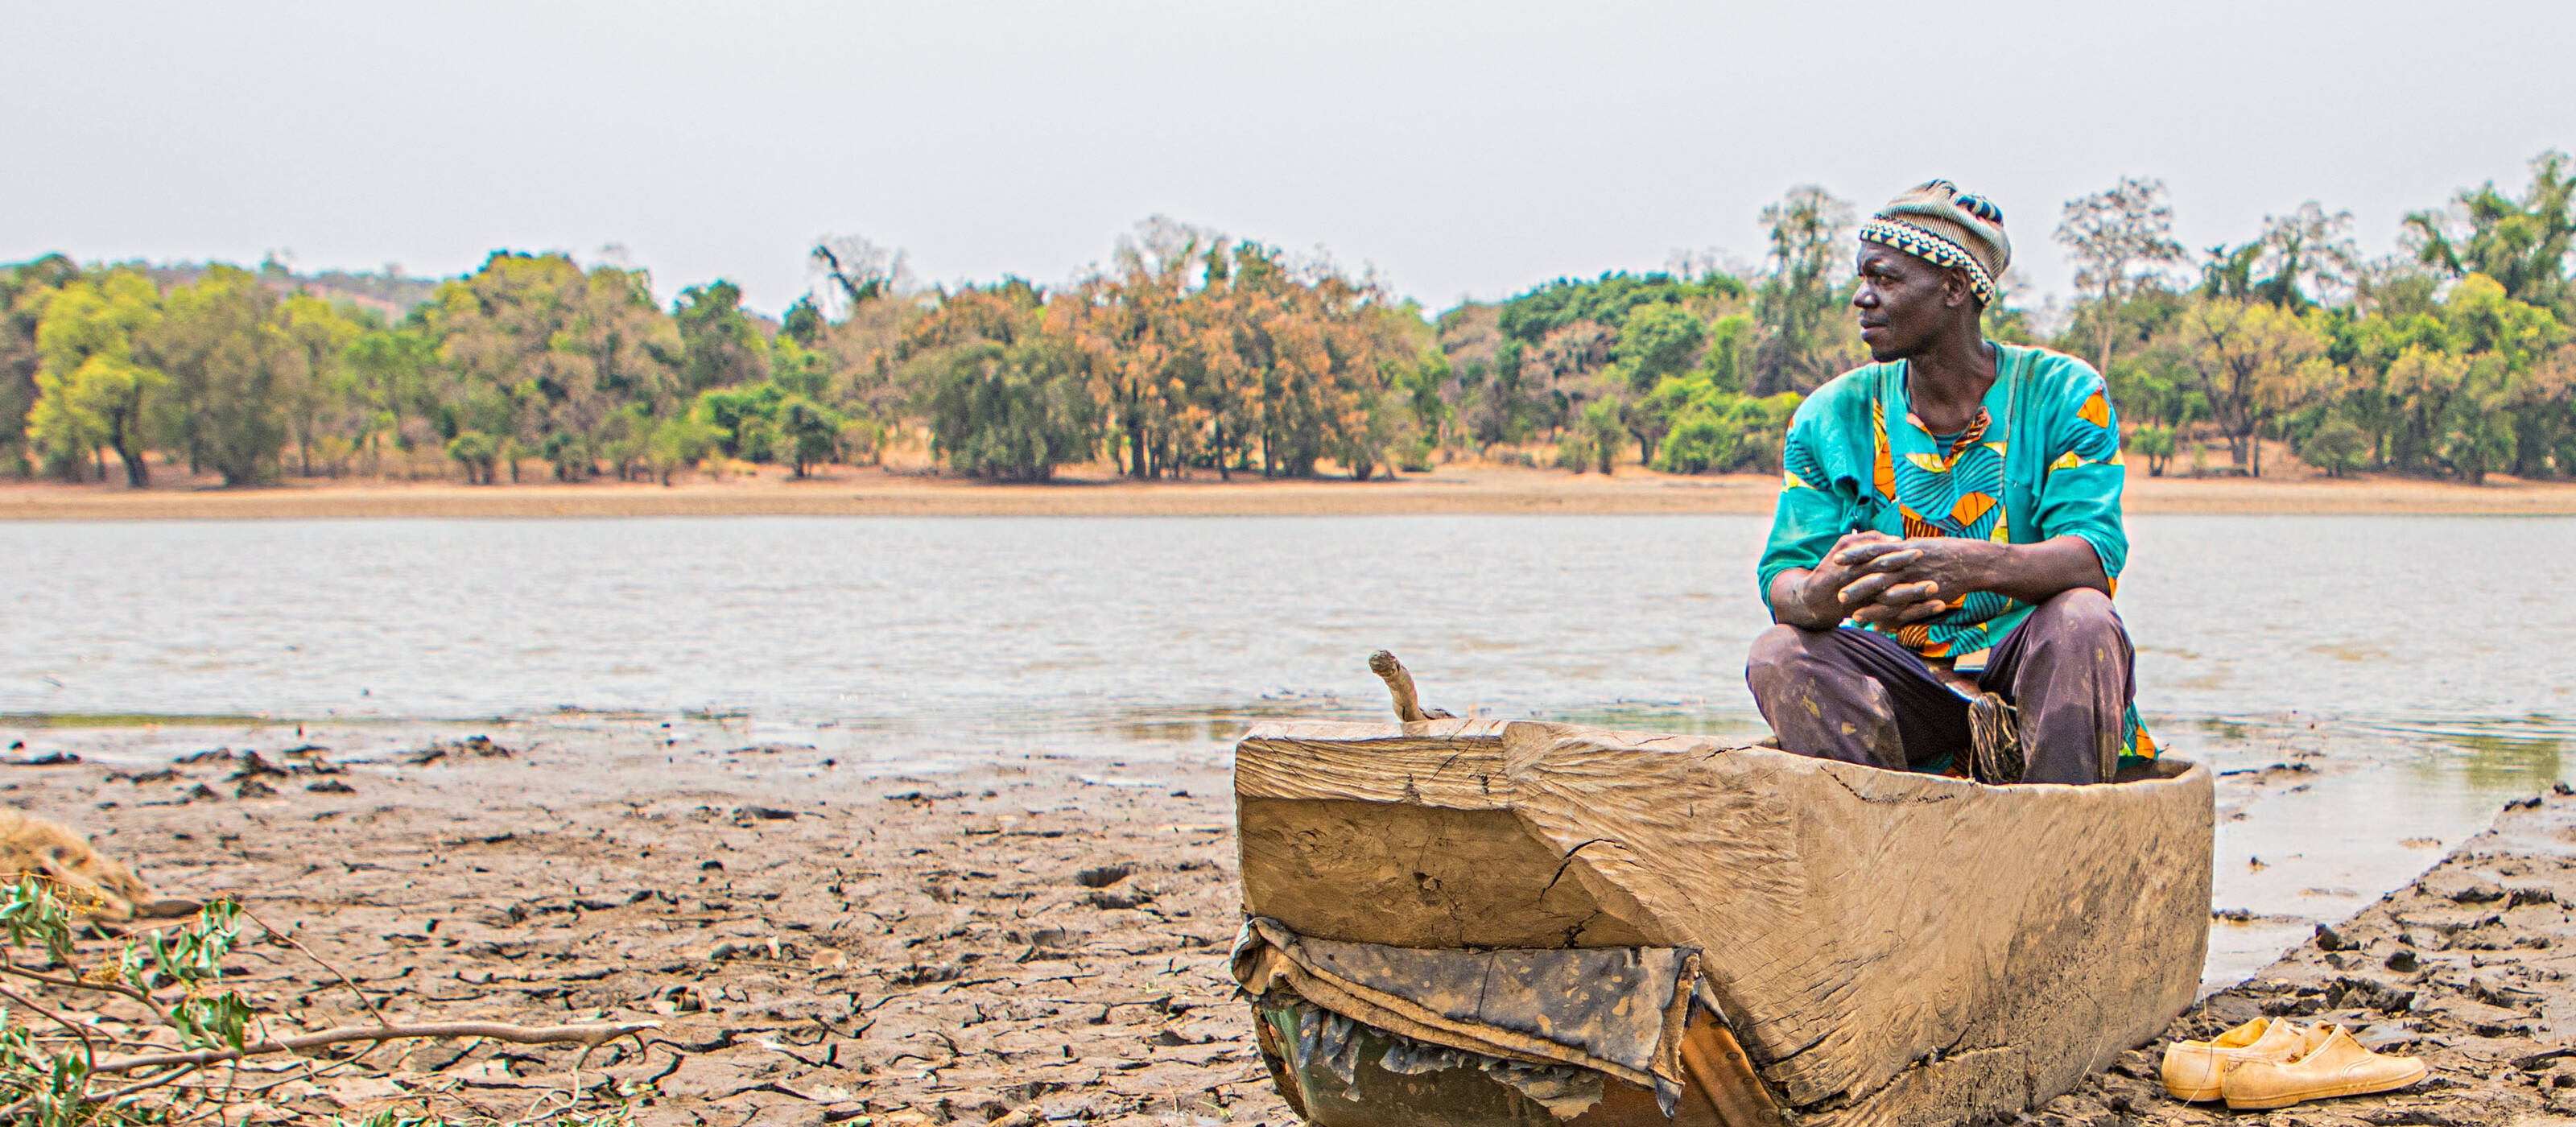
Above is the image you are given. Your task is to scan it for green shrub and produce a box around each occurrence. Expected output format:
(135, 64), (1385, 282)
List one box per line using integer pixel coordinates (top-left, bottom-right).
(443, 431), (499, 485)
(2127, 424), (2178, 477)
(2297, 418), (2370, 478)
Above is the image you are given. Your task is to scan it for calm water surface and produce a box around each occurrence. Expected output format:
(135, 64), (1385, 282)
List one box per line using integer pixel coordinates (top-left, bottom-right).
(4, 514), (2573, 985)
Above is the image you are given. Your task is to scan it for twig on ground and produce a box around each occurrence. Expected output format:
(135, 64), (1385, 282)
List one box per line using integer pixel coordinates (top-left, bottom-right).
(0, 956), (176, 1025)
(0, 983), (98, 1072)
(241, 906), (390, 1026)
(87, 1019), (662, 1075)
(80, 1063), (204, 1109)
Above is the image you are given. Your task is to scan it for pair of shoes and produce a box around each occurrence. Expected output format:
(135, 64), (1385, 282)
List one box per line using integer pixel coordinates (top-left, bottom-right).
(2223, 1025), (2429, 1110)
(2160, 1018), (2427, 1108)
(2161, 1016), (2306, 1101)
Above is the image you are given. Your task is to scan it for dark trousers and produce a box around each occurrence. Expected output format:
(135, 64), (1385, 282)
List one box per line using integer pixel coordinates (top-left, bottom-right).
(1744, 588), (2135, 785)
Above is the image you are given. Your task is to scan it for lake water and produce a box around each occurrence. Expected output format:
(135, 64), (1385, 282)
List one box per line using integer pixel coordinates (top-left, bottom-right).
(4, 514), (2573, 985)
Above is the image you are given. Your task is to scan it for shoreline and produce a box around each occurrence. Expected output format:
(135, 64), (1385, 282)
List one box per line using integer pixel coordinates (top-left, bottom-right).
(3, 718), (2572, 1124)
(5, 464), (2576, 519)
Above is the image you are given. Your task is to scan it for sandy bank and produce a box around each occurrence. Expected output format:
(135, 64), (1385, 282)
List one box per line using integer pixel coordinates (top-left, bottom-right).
(4, 465), (2575, 519)
(0, 719), (2570, 1125)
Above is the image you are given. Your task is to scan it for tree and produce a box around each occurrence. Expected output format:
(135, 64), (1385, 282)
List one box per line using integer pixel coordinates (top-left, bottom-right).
(1, 254), (82, 475)
(444, 430), (499, 484)
(345, 326), (437, 454)
(27, 271), (165, 485)
(2055, 176), (2185, 376)
(2199, 242), (2266, 303)
(1647, 386), (1801, 475)
(421, 252), (682, 480)
(2169, 298), (2343, 476)
(149, 267), (295, 485)
(1579, 399), (1622, 474)
(1751, 185), (1856, 394)
(646, 414), (720, 484)
(673, 280), (770, 393)
(2252, 202), (2360, 309)
(693, 382), (784, 461)
(809, 235), (909, 320)
(2425, 275), (2568, 481)
(2298, 417), (2369, 477)
(2127, 424), (2178, 477)
(2405, 151), (2576, 315)
(1611, 303), (1708, 391)
(910, 282), (1100, 481)
(275, 293), (361, 475)
(778, 395), (844, 477)
(782, 296), (826, 346)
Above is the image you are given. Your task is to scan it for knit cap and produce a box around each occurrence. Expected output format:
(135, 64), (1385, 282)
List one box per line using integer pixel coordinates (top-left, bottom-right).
(1858, 180), (2010, 305)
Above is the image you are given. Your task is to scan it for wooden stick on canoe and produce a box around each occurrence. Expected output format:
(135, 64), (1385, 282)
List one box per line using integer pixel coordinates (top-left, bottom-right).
(1368, 650), (1452, 722)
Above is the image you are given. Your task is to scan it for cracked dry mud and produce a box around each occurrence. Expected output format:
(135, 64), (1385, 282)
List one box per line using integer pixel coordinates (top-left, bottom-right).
(13, 723), (1283, 1126)
(10, 720), (2576, 1127)
(2035, 784), (2576, 1127)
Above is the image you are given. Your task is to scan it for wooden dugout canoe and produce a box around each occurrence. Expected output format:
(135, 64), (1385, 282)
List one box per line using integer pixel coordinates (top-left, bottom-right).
(1232, 719), (2215, 1127)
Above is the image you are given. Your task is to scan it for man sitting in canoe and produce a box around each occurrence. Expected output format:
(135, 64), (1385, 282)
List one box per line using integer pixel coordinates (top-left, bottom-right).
(1747, 180), (2153, 785)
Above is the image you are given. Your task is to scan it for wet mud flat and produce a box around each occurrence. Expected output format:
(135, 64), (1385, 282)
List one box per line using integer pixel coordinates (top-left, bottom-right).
(6, 720), (2575, 1126)
(2040, 784), (2576, 1127)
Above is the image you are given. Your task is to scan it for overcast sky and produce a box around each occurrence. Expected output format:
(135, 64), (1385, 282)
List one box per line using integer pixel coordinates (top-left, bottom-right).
(6, 1), (2574, 317)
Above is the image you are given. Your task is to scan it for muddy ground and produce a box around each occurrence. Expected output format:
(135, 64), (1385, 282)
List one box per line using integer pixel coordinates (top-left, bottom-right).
(2038, 780), (2576, 1127)
(6, 720), (2574, 1126)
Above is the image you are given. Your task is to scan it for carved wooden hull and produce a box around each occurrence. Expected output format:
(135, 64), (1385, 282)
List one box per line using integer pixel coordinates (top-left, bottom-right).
(1236, 720), (2215, 1127)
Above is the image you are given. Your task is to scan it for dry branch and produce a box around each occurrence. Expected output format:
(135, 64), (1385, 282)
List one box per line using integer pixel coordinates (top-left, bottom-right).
(1366, 650), (1451, 723)
(88, 1019), (660, 1075)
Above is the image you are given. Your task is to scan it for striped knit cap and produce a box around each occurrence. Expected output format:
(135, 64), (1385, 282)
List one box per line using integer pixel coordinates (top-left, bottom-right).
(1858, 180), (2010, 305)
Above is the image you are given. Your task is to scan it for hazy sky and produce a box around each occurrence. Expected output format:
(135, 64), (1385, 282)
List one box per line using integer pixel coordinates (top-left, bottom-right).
(8, 1), (2574, 316)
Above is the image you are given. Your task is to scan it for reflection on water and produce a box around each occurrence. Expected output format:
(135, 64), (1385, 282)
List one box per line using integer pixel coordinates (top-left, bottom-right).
(2, 514), (2571, 986)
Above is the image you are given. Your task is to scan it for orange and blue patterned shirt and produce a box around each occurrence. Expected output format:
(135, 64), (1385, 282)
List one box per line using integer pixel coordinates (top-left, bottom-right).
(1757, 344), (2157, 762)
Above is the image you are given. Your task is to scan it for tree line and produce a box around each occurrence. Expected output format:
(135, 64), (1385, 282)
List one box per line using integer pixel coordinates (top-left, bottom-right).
(2054, 155), (2574, 482)
(4, 151), (2571, 487)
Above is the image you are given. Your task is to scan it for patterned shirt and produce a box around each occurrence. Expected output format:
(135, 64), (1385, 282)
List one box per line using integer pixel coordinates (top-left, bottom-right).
(1757, 344), (2157, 762)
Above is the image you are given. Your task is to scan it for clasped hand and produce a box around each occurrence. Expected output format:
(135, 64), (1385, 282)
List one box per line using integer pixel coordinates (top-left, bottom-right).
(1801, 531), (1994, 627)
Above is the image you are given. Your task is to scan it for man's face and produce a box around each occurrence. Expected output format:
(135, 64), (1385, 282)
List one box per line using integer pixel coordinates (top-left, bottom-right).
(1852, 246), (1960, 361)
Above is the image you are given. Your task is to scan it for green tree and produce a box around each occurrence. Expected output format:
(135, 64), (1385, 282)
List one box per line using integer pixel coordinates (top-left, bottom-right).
(275, 292), (361, 475)
(422, 252), (682, 479)
(781, 295), (826, 345)
(345, 326), (437, 452)
(2405, 151), (2576, 316)
(768, 332), (833, 400)
(2126, 424), (2178, 477)
(2166, 298), (2343, 476)
(673, 279), (770, 393)
(1611, 303), (1708, 391)
(151, 266), (291, 485)
(0, 255), (83, 475)
(1649, 387), (1802, 475)
(692, 382), (785, 460)
(2297, 417), (2369, 477)
(920, 335), (1099, 481)
(592, 402), (654, 481)
(1579, 398), (1622, 474)
(1695, 314), (1752, 393)
(27, 271), (165, 484)
(646, 414), (720, 484)
(444, 430), (500, 484)
(778, 395), (844, 477)
(911, 283), (1100, 481)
